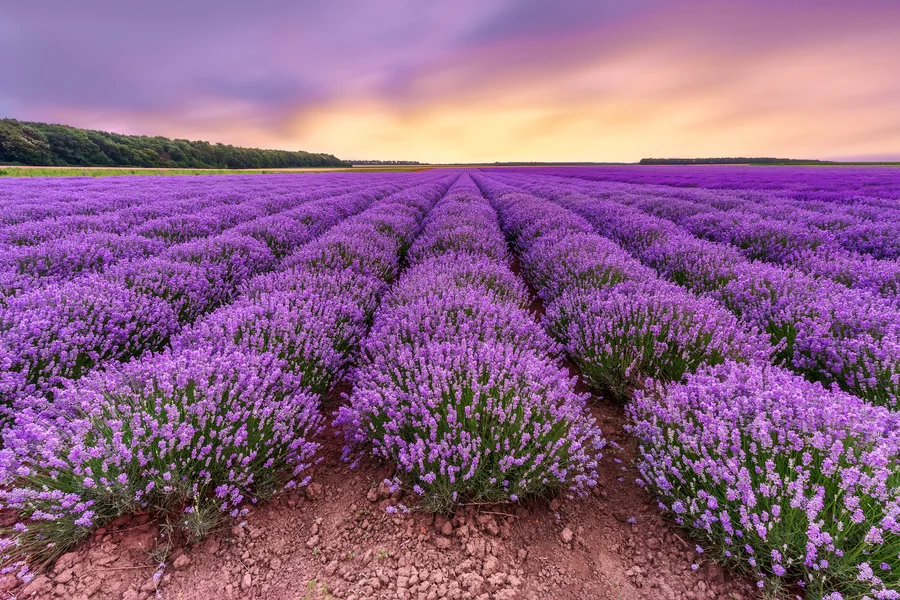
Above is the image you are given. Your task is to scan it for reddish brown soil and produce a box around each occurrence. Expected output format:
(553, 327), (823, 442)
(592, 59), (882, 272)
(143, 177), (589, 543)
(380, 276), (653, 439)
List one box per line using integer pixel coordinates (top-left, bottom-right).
(1, 387), (757, 600)
(1, 246), (759, 600)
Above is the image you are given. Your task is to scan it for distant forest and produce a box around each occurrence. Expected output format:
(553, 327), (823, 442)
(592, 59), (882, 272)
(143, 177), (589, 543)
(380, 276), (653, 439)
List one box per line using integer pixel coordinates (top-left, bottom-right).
(639, 157), (832, 165)
(0, 119), (349, 169)
(351, 160), (422, 165)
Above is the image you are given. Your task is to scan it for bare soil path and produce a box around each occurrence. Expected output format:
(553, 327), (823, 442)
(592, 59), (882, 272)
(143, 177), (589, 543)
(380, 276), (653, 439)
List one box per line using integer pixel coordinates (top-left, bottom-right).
(2, 383), (757, 600)
(1, 205), (760, 600)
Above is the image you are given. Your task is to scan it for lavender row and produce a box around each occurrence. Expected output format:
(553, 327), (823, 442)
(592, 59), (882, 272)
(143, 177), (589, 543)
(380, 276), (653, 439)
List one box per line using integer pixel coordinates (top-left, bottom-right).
(613, 180), (900, 260)
(606, 185), (900, 299)
(473, 174), (770, 400)
(525, 167), (900, 272)
(488, 172), (900, 408)
(0, 190), (362, 413)
(337, 175), (605, 511)
(0, 172), (398, 226)
(0, 175), (454, 576)
(0, 175), (387, 247)
(0, 177), (399, 296)
(498, 172), (900, 294)
(514, 165), (900, 210)
(0, 180), (315, 245)
(0, 177), (195, 225)
(0, 175), (434, 420)
(477, 174), (900, 597)
(628, 363), (900, 598)
(0, 191), (286, 295)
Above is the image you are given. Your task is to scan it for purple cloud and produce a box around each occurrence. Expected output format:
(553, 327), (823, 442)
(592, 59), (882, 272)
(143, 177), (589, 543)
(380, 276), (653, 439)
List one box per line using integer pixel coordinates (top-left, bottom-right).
(3, 0), (900, 161)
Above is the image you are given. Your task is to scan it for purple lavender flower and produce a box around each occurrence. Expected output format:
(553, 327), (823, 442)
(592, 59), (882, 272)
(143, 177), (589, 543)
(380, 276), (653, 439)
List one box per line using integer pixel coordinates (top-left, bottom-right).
(0, 275), (178, 411)
(546, 279), (772, 398)
(0, 347), (323, 566)
(627, 360), (900, 598)
(1, 233), (164, 280)
(174, 290), (367, 394)
(479, 173), (900, 408)
(337, 176), (605, 511)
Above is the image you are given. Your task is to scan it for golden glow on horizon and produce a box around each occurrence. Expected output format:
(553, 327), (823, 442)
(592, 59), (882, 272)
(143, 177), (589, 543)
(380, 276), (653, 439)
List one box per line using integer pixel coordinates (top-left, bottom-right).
(47, 6), (900, 163)
(274, 30), (900, 163)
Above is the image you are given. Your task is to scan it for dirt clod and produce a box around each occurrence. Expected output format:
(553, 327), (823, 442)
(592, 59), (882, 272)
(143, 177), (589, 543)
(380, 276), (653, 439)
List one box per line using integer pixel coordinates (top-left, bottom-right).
(173, 554), (192, 570)
(305, 482), (325, 501)
(4, 382), (757, 600)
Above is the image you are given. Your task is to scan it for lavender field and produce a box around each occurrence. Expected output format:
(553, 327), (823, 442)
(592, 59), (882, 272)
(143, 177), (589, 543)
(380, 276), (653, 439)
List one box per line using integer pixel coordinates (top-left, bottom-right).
(0, 167), (898, 600)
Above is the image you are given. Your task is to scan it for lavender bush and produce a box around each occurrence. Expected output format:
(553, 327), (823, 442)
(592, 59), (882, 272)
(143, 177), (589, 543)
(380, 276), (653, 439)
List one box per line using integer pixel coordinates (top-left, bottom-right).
(162, 233), (275, 292)
(0, 347), (322, 570)
(0, 269), (34, 303)
(232, 213), (320, 258)
(338, 177), (605, 511)
(628, 361), (900, 598)
(242, 268), (387, 319)
(284, 228), (403, 283)
(521, 231), (655, 302)
(546, 280), (772, 399)
(0, 276), (178, 411)
(106, 257), (226, 323)
(384, 252), (531, 310)
(342, 337), (604, 512)
(174, 290), (368, 394)
(487, 176), (900, 408)
(2, 233), (165, 280)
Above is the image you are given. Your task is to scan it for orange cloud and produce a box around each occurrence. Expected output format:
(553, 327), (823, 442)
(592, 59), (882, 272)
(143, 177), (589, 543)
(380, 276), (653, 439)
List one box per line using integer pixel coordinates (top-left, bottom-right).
(31, 1), (900, 162)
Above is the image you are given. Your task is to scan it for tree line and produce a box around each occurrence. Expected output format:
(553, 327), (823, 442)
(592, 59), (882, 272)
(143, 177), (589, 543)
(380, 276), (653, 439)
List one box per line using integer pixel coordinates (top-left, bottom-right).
(351, 160), (422, 165)
(639, 157), (832, 165)
(0, 119), (350, 169)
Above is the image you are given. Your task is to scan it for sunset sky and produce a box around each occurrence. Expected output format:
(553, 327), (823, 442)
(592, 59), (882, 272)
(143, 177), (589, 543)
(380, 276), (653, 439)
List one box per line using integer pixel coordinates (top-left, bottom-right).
(4, 0), (900, 163)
